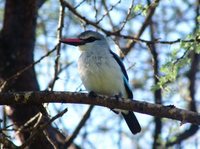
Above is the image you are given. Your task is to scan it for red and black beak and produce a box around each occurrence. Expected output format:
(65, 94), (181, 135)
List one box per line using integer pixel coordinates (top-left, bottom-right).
(60, 38), (85, 46)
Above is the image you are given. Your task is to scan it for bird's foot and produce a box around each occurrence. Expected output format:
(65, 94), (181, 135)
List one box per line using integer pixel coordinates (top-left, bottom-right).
(113, 94), (122, 101)
(88, 91), (98, 98)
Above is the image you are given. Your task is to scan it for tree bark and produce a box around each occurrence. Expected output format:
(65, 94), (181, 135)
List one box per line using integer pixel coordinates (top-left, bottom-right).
(0, 91), (199, 125)
(0, 0), (66, 148)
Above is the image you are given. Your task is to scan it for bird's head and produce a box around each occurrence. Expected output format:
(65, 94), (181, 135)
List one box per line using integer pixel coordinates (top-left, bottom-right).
(60, 30), (108, 51)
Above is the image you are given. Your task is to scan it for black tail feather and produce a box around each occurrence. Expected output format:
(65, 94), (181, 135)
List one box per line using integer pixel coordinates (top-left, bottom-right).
(122, 111), (141, 134)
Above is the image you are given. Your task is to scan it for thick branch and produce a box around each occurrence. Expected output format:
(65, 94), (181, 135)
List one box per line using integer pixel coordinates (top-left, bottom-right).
(0, 91), (199, 125)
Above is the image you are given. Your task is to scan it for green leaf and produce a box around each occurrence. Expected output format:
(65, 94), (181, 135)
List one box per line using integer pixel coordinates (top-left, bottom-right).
(133, 4), (143, 12)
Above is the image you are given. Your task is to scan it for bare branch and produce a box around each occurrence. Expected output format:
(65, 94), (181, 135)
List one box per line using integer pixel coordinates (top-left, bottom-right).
(96, 0), (121, 24)
(118, 0), (134, 32)
(15, 112), (41, 135)
(122, 0), (161, 55)
(61, 1), (199, 46)
(0, 45), (58, 91)
(0, 91), (199, 125)
(49, 0), (65, 90)
(18, 108), (68, 149)
(166, 0), (200, 146)
(147, 8), (163, 147)
(0, 131), (17, 149)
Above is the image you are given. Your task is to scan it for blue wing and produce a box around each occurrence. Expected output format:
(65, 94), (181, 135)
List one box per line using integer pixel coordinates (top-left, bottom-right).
(123, 77), (133, 98)
(109, 50), (128, 80)
(109, 50), (133, 98)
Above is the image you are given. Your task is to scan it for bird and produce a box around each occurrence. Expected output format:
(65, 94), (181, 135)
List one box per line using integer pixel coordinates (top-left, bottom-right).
(60, 30), (141, 134)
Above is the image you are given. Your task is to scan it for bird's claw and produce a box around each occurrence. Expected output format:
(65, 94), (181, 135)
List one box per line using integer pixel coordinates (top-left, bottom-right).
(88, 91), (98, 98)
(113, 94), (122, 101)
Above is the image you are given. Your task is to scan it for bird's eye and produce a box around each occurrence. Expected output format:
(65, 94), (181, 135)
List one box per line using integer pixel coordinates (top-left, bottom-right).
(85, 37), (99, 42)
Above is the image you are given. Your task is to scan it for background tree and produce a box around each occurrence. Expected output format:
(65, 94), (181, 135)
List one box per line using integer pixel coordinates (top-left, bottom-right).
(0, 0), (72, 148)
(0, 0), (199, 149)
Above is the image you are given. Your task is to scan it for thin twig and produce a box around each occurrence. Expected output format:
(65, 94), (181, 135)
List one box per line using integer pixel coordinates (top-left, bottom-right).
(96, 0), (121, 24)
(19, 108), (68, 149)
(61, 1), (199, 46)
(147, 8), (163, 148)
(46, 62), (73, 90)
(65, 105), (94, 147)
(74, 0), (86, 9)
(0, 131), (17, 149)
(15, 113), (41, 135)
(43, 130), (58, 149)
(166, 1), (200, 146)
(49, 1), (65, 90)
(102, 0), (115, 30)
(0, 45), (58, 91)
(118, 0), (134, 32)
(122, 0), (161, 56)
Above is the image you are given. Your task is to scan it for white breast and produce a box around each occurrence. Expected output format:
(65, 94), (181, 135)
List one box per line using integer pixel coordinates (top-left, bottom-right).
(78, 51), (126, 97)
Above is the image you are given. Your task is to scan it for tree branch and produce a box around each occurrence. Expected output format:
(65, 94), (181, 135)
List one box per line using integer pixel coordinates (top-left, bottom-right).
(0, 131), (17, 149)
(61, 1), (200, 46)
(166, 0), (200, 146)
(0, 91), (199, 125)
(147, 7), (163, 147)
(19, 108), (68, 149)
(122, 0), (160, 55)
(49, 0), (65, 90)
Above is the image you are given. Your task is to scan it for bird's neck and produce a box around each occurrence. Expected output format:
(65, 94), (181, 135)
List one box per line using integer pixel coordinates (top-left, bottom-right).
(83, 45), (110, 57)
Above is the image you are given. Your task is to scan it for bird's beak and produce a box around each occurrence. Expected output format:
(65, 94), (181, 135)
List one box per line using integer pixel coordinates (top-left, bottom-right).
(60, 38), (85, 46)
